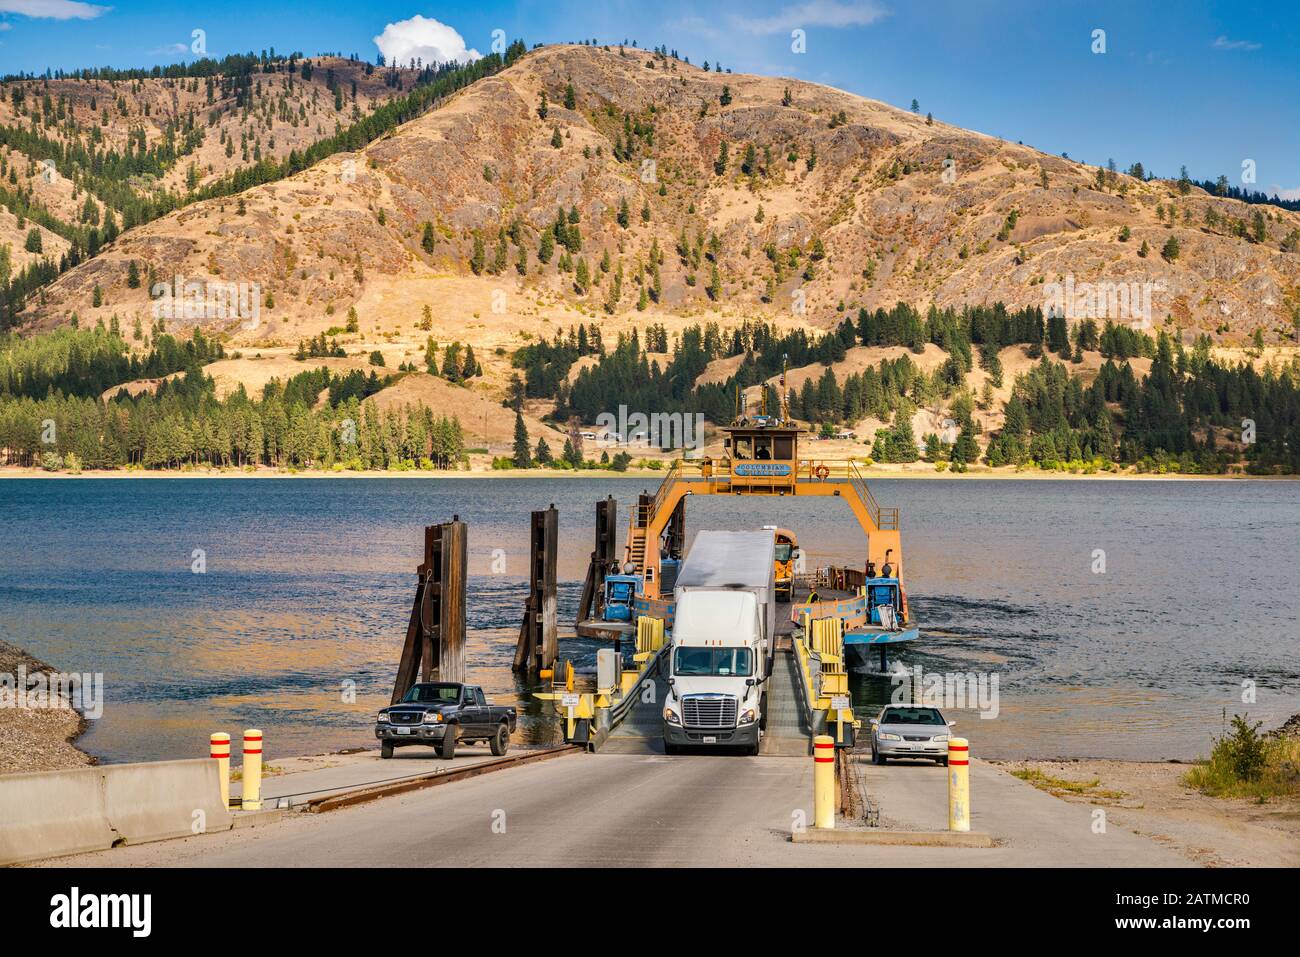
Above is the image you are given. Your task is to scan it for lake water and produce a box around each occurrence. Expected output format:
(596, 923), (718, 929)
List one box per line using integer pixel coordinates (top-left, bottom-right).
(1, 477), (1297, 763)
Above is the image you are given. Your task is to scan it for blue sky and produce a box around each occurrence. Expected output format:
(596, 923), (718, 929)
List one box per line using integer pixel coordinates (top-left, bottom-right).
(1, 0), (1296, 197)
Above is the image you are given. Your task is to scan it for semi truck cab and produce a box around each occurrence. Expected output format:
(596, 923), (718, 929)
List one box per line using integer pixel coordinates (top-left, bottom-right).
(660, 529), (776, 757)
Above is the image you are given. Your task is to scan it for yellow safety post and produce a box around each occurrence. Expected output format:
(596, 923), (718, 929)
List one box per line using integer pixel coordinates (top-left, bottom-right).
(210, 732), (231, 809)
(948, 737), (970, 831)
(813, 734), (836, 829)
(242, 728), (263, 810)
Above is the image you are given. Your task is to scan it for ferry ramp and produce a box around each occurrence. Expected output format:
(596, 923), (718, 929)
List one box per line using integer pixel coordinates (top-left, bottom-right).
(760, 647), (813, 755)
(600, 668), (669, 754)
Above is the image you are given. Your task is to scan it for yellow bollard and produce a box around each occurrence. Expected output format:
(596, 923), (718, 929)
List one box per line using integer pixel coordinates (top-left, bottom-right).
(948, 737), (970, 832)
(813, 734), (836, 829)
(210, 732), (231, 809)
(242, 728), (263, 810)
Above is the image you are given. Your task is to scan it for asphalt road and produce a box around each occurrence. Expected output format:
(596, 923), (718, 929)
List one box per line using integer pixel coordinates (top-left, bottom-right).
(41, 752), (1192, 867)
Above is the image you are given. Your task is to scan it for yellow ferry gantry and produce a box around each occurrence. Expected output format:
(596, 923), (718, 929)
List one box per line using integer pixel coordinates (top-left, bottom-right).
(624, 412), (901, 601)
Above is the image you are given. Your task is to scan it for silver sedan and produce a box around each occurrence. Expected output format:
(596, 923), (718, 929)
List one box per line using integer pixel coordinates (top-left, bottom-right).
(869, 705), (955, 765)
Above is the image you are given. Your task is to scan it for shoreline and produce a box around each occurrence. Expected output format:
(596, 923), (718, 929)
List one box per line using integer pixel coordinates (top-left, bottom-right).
(0, 639), (94, 776)
(1, 465), (1294, 481)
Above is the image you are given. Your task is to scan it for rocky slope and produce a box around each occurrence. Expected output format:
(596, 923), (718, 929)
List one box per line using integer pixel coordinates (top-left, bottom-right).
(19, 43), (1300, 367)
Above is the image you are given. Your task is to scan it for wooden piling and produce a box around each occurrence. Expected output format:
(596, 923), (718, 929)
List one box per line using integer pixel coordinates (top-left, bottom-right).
(514, 504), (558, 675)
(392, 517), (467, 703)
(577, 495), (618, 623)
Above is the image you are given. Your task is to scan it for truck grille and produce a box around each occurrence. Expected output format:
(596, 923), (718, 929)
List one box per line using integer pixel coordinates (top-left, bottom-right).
(389, 711), (423, 725)
(682, 694), (738, 729)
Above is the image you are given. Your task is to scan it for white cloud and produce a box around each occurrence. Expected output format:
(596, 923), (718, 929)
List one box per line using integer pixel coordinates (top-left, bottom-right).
(1270, 185), (1300, 202)
(373, 15), (480, 68)
(1212, 35), (1261, 52)
(148, 42), (189, 57)
(0, 22), (11, 30)
(731, 0), (888, 35)
(0, 0), (111, 19)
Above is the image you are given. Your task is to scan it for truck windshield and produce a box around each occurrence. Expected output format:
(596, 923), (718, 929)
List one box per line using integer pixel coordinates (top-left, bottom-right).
(674, 647), (753, 677)
(402, 684), (461, 704)
(774, 544), (793, 561)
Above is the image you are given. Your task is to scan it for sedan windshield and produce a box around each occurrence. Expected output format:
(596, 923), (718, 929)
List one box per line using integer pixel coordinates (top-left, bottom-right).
(402, 684), (461, 704)
(880, 707), (945, 725)
(674, 647), (753, 677)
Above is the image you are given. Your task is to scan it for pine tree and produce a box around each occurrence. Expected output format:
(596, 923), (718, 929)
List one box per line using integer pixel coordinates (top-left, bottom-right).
(535, 437), (553, 464)
(513, 411), (531, 467)
(421, 221), (435, 253)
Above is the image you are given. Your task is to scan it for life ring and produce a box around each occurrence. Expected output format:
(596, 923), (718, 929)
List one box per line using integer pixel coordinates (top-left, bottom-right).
(814, 465), (830, 480)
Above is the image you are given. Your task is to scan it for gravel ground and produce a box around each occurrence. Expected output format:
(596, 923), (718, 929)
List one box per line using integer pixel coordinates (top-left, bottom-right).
(0, 639), (93, 775)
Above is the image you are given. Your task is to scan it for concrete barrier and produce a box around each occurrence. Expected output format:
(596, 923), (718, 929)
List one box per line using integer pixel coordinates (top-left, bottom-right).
(0, 758), (234, 865)
(0, 767), (116, 866)
(101, 758), (233, 845)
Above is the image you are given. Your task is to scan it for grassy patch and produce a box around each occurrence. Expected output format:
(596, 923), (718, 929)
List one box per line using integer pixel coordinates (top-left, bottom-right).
(1183, 714), (1300, 801)
(1011, 767), (1127, 800)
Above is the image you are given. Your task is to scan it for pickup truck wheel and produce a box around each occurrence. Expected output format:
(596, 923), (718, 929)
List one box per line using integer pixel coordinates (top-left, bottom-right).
(490, 722), (509, 756)
(437, 727), (456, 760)
(380, 742), (393, 759)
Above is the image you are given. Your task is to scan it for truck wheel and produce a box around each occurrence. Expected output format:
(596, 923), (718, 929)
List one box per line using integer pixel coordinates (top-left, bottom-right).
(663, 740), (678, 756)
(437, 728), (456, 760)
(381, 742), (393, 759)
(490, 722), (509, 756)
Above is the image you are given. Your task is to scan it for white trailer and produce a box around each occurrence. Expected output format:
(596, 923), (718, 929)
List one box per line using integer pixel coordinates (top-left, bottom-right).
(662, 530), (776, 755)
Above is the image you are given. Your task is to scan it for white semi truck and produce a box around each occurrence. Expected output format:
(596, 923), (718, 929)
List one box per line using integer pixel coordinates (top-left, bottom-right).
(661, 529), (777, 756)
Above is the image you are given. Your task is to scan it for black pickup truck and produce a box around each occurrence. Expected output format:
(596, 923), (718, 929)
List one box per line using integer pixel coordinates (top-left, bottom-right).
(377, 682), (517, 759)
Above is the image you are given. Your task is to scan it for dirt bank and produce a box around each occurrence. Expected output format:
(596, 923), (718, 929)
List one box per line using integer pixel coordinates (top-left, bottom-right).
(992, 754), (1300, 867)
